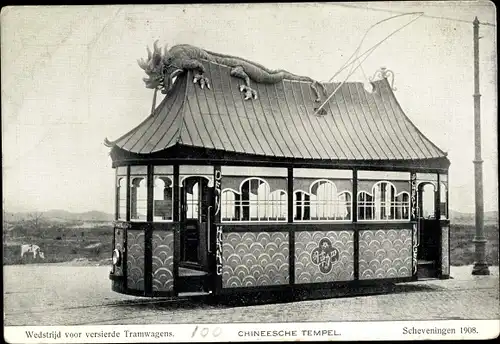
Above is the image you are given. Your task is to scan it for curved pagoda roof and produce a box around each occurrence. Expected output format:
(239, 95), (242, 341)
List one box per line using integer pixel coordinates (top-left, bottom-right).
(106, 59), (449, 169)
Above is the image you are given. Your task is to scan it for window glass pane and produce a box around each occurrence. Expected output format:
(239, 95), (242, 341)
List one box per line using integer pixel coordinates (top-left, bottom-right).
(221, 177), (287, 222)
(358, 171), (410, 180)
(293, 177), (352, 221)
(154, 166), (173, 174)
(130, 176), (147, 221)
(116, 166), (127, 176)
(357, 181), (410, 221)
(117, 177), (127, 220)
(180, 165), (213, 175)
(186, 181), (199, 219)
(153, 176), (173, 221)
(421, 183), (436, 219)
(130, 165), (147, 175)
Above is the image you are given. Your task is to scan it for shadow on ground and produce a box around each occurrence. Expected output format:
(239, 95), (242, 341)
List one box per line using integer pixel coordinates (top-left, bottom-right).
(103, 283), (444, 311)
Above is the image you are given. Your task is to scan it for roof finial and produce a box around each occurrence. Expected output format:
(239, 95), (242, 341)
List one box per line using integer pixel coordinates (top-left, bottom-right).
(370, 67), (397, 91)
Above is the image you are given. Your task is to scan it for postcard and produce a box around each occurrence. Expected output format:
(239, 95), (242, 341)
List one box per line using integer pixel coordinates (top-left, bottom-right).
(2, 2), (498, 342)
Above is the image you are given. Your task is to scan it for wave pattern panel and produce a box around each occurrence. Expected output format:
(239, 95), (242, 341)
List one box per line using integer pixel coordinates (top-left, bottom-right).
(295, 231), (354, 283)
(152, 231), (174, 292)
(127, 230), (145, 291)
(359, 229), (412, 279)
(222, 232), (289, 288)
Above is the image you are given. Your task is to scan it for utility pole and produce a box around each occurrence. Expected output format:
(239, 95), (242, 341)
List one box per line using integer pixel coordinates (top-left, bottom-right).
(471, 17), (490, 275)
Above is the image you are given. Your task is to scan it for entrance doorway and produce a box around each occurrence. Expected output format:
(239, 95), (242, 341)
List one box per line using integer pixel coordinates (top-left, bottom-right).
(177, 176), (213, 295)
(417, 183), (440, 279)
(180, 176), (211, 270)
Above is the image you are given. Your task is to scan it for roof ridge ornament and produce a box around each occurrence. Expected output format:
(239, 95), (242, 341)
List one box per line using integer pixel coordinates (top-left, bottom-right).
(370, 67), (397, 91)
(137, 42), (326, 103)
(103, 137), (114, 147)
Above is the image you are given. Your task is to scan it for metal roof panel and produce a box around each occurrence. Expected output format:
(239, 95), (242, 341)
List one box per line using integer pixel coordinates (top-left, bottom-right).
(107, 59), (448, 162)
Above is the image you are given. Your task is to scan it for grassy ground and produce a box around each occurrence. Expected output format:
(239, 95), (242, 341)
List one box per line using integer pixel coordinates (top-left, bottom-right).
(3, 222), (498, 266)
(449, 223), (498, 266)
(3, 225), (113, 265)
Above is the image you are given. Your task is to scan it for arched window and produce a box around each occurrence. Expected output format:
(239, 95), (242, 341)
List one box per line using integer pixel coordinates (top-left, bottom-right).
(221, 189), (239, 221)
(185, 180), (199, 219)
(130, 177), (147, 221)
(294, 180), (351, 221)
(373, 182), (394, 220)
(153, 176), (173, 221)
(357, 182), (410, 221)
(337, 191), (352, 220)
(222, 178), (287, 222)
(269, 190), (287, 220)
(420, 183), (436, 219)
(294, 191), (311, 221)
(117, 177), (127, 220)
(311, 180), (336, 220)
(395, 192), (410, 220)
(357, 191), (373, 220)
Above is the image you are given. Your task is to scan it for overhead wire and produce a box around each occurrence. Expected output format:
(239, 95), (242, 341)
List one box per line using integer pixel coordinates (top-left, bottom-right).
(327, 12), (423, 84)
(313, 12), (425, 116)
(332, 3), (496, 27)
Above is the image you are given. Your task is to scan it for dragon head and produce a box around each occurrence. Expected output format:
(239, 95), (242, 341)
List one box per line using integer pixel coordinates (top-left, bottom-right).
(137, 40), (184, 94)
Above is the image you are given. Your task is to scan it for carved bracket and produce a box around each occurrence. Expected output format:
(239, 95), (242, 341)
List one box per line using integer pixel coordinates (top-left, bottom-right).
(370, 67), (397, 91)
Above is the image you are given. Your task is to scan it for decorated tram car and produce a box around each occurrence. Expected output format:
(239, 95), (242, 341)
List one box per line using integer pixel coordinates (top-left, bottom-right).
(105, 46), (450, 299)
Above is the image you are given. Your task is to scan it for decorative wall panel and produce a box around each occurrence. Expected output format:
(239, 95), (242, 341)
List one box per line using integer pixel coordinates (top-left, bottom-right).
(295, 231), (354, 283)
(127, 230), (145, 291)
(222, 232), (289, 288)
(113, 227), (125, 276)
(441, 226), (450, 276)
(152, 231), (174, 292)
(359, 229), (412, 279)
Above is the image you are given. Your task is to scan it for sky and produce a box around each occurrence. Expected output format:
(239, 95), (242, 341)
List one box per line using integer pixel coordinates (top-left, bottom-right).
(1, 2), (497, 214)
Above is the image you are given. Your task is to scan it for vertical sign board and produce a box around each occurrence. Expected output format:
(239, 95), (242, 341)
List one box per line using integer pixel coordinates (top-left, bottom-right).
(410, 172), (418, 276)
(213, 166), (223, 294)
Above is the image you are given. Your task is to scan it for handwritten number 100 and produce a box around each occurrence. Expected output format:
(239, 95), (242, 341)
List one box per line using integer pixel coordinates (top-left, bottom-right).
(192, 326), (222, 338)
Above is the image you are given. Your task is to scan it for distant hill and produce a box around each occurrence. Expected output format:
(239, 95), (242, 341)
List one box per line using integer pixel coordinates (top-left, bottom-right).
(450, 209), (498, 225)
(3, 210), (114, 223)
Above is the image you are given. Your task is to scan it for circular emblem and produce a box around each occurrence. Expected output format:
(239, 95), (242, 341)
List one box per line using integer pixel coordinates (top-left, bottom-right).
(311, 238), (339, 274)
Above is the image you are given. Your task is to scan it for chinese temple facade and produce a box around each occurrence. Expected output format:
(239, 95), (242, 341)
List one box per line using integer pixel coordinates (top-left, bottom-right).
(106, 59), (450, 298)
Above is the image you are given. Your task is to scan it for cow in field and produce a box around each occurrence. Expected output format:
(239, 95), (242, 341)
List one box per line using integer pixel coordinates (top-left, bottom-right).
(20, 244), (45, 259)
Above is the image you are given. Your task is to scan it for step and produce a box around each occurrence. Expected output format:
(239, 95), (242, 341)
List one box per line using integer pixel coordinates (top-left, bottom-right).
(418, 265), (437, 279)
(178, 291), (212, 297)
(177, 274), (210, 293)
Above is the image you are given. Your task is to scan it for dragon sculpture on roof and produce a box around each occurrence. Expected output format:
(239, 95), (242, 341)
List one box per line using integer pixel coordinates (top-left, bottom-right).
(137, 41), (327, 102)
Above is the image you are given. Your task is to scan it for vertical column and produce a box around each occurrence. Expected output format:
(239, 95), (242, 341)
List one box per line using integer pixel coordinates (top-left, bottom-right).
(113, 168), (118, 273)
(436, 174), (441, 220)
(352, 169), (359, 281)
(144, 165), (154, 295)
(114, 169), (119, 221)
(173, 164), (180, 294)
(124, 166), (130, 289)
(436, 174), (442, 277)
(126, 166), (131, 221)
(288, 167), (294, 285)
(472, 17), (489, 275)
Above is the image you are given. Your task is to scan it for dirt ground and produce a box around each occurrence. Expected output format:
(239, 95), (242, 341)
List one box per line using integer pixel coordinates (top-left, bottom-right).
(3, 264), (498, 326)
